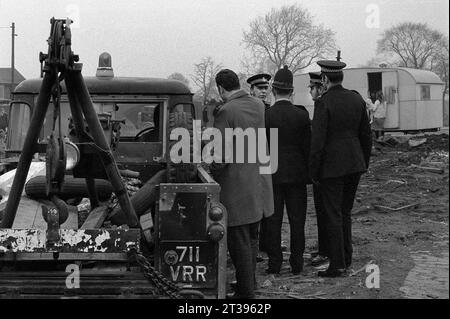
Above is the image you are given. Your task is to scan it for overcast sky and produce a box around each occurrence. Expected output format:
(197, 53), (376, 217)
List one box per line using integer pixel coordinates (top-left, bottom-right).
(0, 0), (448, 85)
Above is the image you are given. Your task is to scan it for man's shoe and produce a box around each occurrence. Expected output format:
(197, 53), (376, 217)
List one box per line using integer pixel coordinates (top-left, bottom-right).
(345, 258), (352, 269)
(265, 268), (280, 275)
(318, 268), (346, 278)
(226, 293), (239, 299)
(311, 255), (329, 267)
(291, 267), (303, 275)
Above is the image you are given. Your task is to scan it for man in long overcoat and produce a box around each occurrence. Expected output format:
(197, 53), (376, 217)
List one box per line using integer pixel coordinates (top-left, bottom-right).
(211, 69), (274, 298)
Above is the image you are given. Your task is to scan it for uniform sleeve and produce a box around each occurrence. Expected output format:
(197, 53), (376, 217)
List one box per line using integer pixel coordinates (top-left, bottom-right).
(309, 99), (328, 181)
(302, 115), (311, 172)
(358, 100), (373, 169)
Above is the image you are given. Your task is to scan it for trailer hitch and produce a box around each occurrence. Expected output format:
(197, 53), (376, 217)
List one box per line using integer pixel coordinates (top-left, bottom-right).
(42, 195), (69, 250)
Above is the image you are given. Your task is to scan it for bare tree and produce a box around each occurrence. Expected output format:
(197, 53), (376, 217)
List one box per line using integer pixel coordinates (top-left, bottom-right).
(191, 57), (223, 105)
(377, 22), (449, 94)
(241, 53), (277, 76)
(378, 23), (446, 69)
(236, 72), (250, 92)
(430, 37), (449, 95)
(168, 72), (191, 89)
(361, 54), (393, 68)
(242, 4), (336, 75)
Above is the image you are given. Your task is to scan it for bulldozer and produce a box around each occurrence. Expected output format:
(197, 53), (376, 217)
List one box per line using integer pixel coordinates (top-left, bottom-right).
(0, 18), (227, 299)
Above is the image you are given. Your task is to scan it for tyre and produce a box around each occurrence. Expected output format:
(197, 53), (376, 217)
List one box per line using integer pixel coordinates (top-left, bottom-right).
(25, 175), (113, 200)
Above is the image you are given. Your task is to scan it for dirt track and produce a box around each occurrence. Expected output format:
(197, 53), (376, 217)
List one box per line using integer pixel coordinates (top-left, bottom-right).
(2, 131), (448, 299)
(231, 133), (449, 299)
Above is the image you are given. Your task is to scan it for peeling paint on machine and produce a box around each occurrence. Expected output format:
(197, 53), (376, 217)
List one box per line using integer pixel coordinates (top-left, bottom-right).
(0, 229), (140, 253)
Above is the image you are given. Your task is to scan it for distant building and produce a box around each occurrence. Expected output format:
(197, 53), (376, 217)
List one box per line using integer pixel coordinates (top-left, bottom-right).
(0, 68), (25, 100)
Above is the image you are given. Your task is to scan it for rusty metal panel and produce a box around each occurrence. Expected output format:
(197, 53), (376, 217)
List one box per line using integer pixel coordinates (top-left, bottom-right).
(0, 229), (140, 253)
(155, 182), (227, 298)
(158, 192), (207, 240)
(159, 183), (220, 194)
(0, 252), (130, 261)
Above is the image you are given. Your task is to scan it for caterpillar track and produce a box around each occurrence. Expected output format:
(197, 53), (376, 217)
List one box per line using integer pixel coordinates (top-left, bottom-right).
(0, 267), (159, 299)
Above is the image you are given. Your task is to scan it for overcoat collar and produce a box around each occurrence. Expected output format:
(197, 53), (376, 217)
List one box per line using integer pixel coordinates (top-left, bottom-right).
(227, 89), (249, 102)
(272, 99), (293, 107)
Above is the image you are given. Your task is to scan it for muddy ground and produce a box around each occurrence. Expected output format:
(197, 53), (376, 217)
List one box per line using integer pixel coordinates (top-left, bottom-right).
(230, 133), (449, 299)
(1, 132), (448, 299)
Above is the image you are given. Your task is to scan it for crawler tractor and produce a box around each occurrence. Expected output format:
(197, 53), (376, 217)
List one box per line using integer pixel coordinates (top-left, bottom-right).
(0, 18), (227, 299)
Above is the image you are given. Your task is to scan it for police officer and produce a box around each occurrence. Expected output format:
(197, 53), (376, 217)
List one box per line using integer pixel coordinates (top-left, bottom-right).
(247, 73), (272, 259)
(308, 72), (324, 100)
(308, 72), (329, 267)
(265, 66), (311, 275)
(247, 73), (272, 110)
(309, 60), (372, 277)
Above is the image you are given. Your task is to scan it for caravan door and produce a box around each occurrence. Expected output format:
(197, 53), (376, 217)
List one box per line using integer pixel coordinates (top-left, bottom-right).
(382, 71), (400, 129)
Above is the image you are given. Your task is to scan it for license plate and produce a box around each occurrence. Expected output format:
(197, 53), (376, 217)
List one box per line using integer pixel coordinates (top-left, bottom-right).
(158, 241), (217, 288)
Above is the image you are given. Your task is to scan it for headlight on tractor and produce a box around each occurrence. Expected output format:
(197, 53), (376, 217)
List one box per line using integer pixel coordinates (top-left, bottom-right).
(207, 223), (225, 242)
(208, 204), (224, 221)
(65, 139), (80, 170)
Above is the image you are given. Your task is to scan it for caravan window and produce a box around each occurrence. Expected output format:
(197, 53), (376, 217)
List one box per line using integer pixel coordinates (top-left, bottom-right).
(421, 85), (431, 100)
(386, 86), (396, 104)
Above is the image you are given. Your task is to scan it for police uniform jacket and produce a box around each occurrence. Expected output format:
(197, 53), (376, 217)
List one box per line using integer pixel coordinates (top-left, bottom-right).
(265, 99), (311, 185)
(211, 90), (274, 227)
(309, 85), (372, 181)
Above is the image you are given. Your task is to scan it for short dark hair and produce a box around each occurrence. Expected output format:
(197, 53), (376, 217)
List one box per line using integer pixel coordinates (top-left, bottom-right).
(322, 72), (344, 84)
(273, 87), (293, 96)
(215, 69), (240, 91)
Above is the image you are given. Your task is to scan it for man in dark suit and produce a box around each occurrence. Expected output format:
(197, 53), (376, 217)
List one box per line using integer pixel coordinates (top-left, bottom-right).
(211, 69), (274, 298)
(265, 66), (311, 275)
(309, 60), (372, 277)
(308, 72), (330, 267)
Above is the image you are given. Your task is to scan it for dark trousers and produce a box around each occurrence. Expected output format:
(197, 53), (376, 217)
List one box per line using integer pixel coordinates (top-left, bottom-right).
(258, 217), (268, 252)
(319, 173), (361, 270)
(266, 184), (307, 272)
(313, 185), (329, 257)
(227, 222), (259, 298)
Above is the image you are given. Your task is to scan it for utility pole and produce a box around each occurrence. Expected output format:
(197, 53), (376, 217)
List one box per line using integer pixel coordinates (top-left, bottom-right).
(11, 22), (17, 95)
